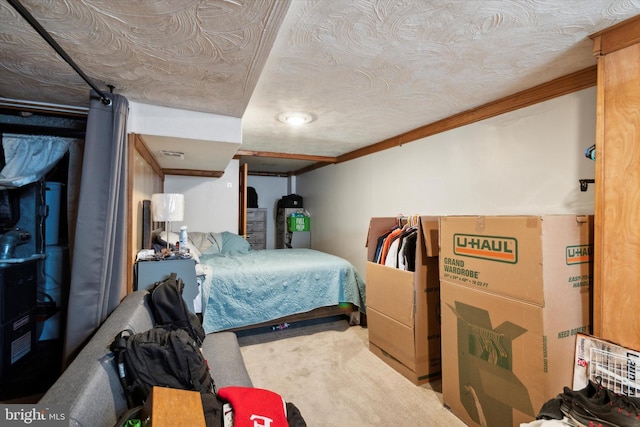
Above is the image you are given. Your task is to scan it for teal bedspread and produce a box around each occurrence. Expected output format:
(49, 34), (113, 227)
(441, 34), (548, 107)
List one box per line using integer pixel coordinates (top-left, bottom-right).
(200, 249), (366, 332)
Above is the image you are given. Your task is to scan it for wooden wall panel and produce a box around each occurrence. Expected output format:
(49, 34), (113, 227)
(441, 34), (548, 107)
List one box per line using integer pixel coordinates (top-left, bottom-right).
(127, 133), (163, 294)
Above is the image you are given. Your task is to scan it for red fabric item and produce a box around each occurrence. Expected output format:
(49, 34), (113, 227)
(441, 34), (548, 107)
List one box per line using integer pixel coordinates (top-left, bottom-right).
(218, 386), (288, 427)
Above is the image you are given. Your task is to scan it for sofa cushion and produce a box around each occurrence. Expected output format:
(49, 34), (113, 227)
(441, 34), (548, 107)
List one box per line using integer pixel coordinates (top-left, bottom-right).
(40, 291), (154, 427)
(39, 290), (252, 427)
(203, 333), (252, 390)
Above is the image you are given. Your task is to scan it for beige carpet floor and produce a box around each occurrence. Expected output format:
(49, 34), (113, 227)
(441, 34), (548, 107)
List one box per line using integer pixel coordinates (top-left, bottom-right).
(237, 318), (467, 426)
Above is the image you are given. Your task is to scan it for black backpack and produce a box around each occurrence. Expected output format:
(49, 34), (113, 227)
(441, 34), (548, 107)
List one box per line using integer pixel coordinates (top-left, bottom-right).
(247, 186), (258, 208)
(148, 272), (206, 346)
(110, 326), (214, 408)
(111, 273), (224, 425)
(277, 193), (303, 209)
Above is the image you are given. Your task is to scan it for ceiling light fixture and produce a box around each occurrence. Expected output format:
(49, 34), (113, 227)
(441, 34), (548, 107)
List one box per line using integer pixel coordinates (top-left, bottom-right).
(278, 112), (314, 125)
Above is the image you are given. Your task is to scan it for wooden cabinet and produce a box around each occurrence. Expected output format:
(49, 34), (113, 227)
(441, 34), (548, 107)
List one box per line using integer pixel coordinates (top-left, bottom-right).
(591, 16), (640, 351)
(246, 208), (266, 250)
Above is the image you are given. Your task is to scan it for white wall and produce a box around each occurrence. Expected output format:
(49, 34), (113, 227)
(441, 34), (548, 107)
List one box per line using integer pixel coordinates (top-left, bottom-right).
(165, 172), (290, 248)
(128, 101), (242, 143)
(297, 88), (597, 275)
(247, 175), (289, 249)
(164, 160), (240, 234)
(126, 101), (243, 235)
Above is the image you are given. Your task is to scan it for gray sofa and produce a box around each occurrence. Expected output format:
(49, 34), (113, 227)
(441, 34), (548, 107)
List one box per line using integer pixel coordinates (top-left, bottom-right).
(38, 290), (253, 427)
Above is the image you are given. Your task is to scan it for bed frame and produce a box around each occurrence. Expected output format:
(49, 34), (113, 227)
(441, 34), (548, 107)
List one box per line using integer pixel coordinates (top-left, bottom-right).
(141, 200), (365, 330)
(227, 304), (363, 332)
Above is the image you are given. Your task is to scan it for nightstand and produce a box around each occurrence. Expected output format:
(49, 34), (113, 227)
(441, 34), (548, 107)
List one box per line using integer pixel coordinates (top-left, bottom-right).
(134, 258), (199, 313)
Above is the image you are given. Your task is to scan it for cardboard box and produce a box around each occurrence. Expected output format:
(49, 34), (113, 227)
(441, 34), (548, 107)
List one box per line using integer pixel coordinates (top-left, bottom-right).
(439, 215), (593, 427)
(572, 333), (640, 397)
(365, 216), (441, 385)
(441, 282), (591, 427)
(439, 215), (593, 304)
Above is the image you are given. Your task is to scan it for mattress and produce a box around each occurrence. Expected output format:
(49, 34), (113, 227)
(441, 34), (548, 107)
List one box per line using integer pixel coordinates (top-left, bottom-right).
(200, 248), (366, 332)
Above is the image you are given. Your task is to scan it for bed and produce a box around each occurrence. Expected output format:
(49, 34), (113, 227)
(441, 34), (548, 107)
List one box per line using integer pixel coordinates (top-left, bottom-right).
(197, 238), (366, 332)
(142, 207), (366, 332)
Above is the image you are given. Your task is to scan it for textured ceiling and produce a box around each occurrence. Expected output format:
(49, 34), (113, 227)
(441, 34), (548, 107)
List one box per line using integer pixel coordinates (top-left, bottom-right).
(0, 0), (289, 117)
(1, 0), (640, 174)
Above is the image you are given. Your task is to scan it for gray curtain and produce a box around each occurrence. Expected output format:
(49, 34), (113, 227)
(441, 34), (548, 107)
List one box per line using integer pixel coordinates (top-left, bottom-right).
(63, 91), (129, 364)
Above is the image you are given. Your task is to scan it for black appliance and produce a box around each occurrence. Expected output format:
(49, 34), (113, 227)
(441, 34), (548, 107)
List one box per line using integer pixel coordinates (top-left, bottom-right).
(0, 181), (46, 388)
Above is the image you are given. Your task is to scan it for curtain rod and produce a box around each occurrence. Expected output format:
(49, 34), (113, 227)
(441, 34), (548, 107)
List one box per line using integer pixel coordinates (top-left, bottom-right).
(0, 97), (89, 117)
(7, 0), (113, 106)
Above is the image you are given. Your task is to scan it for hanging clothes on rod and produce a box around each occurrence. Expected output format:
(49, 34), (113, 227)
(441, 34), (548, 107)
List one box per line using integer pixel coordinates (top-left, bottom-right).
(374, 214), (420, 271)
(395, 214), (419, 228)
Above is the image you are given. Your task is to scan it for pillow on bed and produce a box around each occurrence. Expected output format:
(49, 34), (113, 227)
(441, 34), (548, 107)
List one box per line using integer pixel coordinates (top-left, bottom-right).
(201, 232), (224, 255)
(198, 231), (250, 256)
(189, 231), (213, 253)
(220, 231), (251, 254)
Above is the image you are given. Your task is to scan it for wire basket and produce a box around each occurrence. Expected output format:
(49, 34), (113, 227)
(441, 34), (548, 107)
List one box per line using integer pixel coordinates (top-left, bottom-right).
(588, 347), (640, 396)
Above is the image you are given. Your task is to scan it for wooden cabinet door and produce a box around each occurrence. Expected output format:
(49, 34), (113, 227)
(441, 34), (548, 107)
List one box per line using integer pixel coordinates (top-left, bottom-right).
(592, 17), (640, 350)
(238, 162), (248, 236)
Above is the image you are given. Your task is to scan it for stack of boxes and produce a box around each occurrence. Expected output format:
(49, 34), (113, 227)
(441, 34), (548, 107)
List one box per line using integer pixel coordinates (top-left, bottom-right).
(363, 215), (593, 425)
(438, 215), (593, 427)
(365, 216), (442, 385)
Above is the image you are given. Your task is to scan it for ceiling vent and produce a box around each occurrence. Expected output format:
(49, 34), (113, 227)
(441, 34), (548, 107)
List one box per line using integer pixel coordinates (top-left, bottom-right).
(160, 150), (185, 160)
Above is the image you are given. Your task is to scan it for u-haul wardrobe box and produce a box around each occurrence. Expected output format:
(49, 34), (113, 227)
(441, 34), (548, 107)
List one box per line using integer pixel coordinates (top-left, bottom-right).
(365, 216), (441, 385)
(439, 215), (593, 427)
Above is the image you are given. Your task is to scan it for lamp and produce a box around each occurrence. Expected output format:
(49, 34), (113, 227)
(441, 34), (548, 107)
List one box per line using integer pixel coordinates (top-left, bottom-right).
(151, 193), (184, 252)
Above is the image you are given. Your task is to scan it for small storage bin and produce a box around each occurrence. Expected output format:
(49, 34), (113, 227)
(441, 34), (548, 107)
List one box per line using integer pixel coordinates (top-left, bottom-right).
(288, 214), (310, 232)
